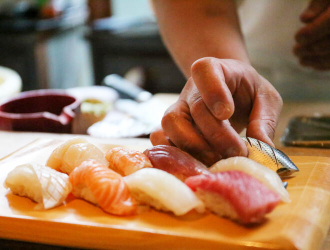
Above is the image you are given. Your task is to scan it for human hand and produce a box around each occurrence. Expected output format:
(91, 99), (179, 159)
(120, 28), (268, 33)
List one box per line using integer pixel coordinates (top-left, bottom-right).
(150, 58), (283, 166)
(294, 0), (330, 70)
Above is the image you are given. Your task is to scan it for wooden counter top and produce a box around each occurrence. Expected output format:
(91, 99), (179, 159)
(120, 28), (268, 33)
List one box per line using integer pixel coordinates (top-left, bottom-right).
(1, 97), (330, 249)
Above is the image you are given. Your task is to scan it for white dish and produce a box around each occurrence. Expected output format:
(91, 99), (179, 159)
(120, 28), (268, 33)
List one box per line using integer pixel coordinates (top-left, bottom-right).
(0, 66), (22, 103)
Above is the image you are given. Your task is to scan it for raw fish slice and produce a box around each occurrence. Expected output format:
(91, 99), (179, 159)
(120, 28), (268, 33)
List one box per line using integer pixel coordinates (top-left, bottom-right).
(242, 137), (299, 177)
(4, 163), (71, 209)
(61, 143), (108, 174)
(47, 138), (108, 174)
(105, 147), (153, 176)
(209, 157), (290, 203)
(185, 171), (281, 224)
(144, 145), (209, 181)
(46, 138), (87, 171)
(123, 168), (205, 216)
(69, 160), (137, 216)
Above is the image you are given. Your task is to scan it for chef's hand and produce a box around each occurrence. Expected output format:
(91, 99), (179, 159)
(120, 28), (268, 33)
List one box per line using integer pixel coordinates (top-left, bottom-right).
(150, 58), (283, 166)
(294, 0), (330, 70)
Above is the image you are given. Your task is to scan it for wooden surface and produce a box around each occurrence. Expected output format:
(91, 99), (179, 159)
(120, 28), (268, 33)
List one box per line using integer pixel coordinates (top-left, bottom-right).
(0, 137), (330, 249)
(1, 98), (330, 249)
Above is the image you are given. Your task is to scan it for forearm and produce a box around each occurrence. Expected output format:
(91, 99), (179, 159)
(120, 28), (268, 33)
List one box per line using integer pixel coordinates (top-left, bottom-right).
(151, 0), (250, 78)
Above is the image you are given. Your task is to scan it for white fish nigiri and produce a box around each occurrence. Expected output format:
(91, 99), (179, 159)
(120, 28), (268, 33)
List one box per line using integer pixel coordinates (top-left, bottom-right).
(123, 168), (205, 216)
(46, 138), (108, 174)
(4, 163), (72, 209)
(209, 157), (290, 203)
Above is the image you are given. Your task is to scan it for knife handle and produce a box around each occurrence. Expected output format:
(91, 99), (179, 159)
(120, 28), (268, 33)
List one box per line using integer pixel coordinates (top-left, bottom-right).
(103, 74), (152, 102)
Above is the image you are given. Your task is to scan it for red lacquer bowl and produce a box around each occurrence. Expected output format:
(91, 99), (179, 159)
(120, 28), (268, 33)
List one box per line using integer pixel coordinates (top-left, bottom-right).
(0, 90), (80, 133)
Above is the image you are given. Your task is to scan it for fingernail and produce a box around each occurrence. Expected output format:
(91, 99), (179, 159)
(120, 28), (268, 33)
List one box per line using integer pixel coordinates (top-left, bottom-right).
(213, 102), (231, 118)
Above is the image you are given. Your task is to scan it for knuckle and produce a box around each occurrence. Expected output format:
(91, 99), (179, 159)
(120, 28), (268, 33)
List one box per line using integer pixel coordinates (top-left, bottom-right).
(244, 63), (257, 74)
(272, 89), (283, 106)
(161, 109), (179, 129)
(257, 81), (283, 107)
(189, 96), (205, 116)
(149, 131), (160, 145)
(179, 139), (196, 153)
(207, 130), (226, 143)
(265, 119), (277, 139)
(161, 100), (189, 129)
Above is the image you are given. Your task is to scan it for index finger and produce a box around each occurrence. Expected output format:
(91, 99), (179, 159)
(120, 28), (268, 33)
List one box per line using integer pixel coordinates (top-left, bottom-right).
(191, 57), (235, 120)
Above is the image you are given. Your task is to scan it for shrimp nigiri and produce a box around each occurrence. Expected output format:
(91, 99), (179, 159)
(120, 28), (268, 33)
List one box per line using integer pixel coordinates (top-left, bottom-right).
(105, 147), (152, 176)
(209, 157), (290, 203)
(4, 163), (72, 209)
(47, 138), (108, 174)
(123, 168), (205, 216)
(69, 160), (137, 216)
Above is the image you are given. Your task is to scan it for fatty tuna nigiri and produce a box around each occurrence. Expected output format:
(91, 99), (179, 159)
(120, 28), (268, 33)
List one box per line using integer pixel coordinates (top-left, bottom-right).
(123, 168), (205, 216)
(69, 160), (137, 216)
(105, 147), (153, 176)
(209, 157), (290, 203)
(4, 163), (72, 209)
(47, 138), (108, 174)
(185, 171), (281, 224)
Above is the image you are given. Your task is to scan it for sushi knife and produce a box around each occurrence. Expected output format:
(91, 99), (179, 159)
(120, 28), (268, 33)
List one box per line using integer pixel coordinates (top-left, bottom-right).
(103, 74), (152, 103)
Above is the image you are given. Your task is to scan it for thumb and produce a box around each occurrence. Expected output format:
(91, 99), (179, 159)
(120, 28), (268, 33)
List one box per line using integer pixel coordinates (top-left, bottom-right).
(300, 0), (329, 22)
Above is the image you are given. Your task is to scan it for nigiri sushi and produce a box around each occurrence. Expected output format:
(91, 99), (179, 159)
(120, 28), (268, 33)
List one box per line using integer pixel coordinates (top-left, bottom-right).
(46, 138), (108, 174)
(185, 171), (281, 224)
(69, 160), (137, 216)
(105, 147), (153, 176)
(4, 163), (72, 209)
(123, 168), (205, 216)
(46, 137), (87, 170)
(144, 145), (209, 181)
(209, 157), (290, 203)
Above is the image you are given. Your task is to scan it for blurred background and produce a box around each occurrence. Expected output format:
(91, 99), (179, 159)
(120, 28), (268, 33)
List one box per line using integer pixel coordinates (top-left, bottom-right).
(0, 0), (185, 137)
(0, 0), (186, 94)
(5, 1), (328, 139)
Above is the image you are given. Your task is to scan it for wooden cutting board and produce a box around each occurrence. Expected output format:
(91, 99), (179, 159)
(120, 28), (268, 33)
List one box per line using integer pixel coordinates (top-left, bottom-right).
(1, 138), (330, 250)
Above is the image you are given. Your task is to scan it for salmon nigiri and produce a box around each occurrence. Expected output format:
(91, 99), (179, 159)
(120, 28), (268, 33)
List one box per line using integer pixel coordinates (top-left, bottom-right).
(69, 160), (137, 216)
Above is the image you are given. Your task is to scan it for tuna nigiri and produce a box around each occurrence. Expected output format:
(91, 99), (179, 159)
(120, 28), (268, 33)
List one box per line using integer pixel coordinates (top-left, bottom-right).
(123, 168), (205, 216)
(185, 171), (281, 224)
(105, 147), (153, 176)
(144, 145), (210, 181)
(47, 138), (108, 174)
(4, 163), (72, 209)
(69, 160), (137, 216)
(209, 157), (290, 203)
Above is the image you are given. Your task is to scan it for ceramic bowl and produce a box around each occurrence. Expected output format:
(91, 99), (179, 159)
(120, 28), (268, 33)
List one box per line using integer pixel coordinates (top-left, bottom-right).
(0, 89), (80, 133)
